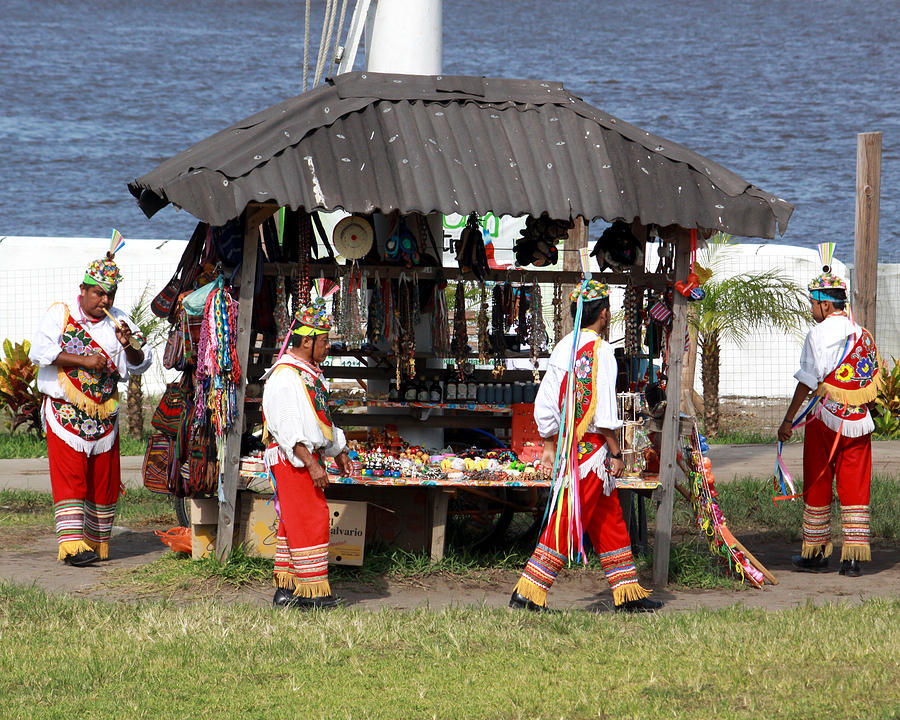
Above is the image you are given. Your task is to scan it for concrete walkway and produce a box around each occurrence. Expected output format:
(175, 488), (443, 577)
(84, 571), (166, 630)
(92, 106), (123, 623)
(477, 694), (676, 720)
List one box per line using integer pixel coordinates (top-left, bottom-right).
(2, 441), (899, 492)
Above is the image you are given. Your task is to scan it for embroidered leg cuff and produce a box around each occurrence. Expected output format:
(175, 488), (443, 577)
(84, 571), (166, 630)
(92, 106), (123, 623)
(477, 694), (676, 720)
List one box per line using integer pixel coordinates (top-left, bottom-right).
(57, 540), (95, 562)
(840, 505), (871, 562)
(802, 504), (832, 557)
(599, 546), (650, 606)
(514, 543), (566, 607)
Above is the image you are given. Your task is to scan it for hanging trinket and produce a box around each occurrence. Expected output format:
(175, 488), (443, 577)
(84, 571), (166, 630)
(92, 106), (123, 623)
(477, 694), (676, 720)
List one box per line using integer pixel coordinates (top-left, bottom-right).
(624, 285), (643, 357)
(526, 281), (548, 382)
(477, 282), (490, 364)
(367, 273), (385, 345)
(297, 213), (312, 306)
(451, 278), (468, 374)
(431, 280), (451, 357)
(552, 278), (563, 346)
(346, 264), (363, 349)
(398, 274), (416, 379)
(490, 283), (506, 379)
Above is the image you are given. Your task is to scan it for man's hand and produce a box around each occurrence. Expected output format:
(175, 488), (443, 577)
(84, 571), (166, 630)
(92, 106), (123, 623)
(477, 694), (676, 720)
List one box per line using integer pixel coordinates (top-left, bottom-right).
(81, 353), (107, 372)
(308, 461), (329, 488)
(335, 450), (353, 476)
(115, 322), (133, 349)
(608, 456), (625, 478)
(778, 420), (793, 443)
(540, 439), (557, 477)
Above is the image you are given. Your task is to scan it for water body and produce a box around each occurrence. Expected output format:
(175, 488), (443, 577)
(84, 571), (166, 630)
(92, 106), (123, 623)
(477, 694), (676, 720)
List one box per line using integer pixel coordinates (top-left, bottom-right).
(1, 0), (896, 260)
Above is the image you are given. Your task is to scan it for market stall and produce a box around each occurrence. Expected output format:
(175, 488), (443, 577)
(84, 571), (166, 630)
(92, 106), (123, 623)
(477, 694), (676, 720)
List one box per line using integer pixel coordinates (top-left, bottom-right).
(130, 71), (792, 583)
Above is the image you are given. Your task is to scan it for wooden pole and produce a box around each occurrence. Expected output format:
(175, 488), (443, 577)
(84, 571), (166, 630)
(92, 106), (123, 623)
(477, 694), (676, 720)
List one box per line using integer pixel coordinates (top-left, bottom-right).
(561, 217), (589, 337)
(215, 211), (260, 560)
(652, 228), (691, 587)
(853, 132), (881, 335)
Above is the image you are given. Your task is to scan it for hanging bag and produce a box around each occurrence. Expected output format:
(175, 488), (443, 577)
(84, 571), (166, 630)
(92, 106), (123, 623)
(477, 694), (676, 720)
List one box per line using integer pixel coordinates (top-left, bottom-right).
(142, 432), (175, 494)
(151, 222), (208, 319)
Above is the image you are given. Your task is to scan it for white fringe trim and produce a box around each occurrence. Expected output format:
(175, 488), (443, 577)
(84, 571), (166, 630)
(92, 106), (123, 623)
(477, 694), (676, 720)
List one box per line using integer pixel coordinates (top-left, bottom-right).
(45, 398), (119, 456)
(815, 405), (874, 438)
(581, 445), (615, 496)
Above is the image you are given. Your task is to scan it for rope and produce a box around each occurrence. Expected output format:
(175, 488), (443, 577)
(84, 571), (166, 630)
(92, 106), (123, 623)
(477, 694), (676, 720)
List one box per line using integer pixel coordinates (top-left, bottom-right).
(330, 0), (351, 76)
(303, 0), (311, 91)
(314, 0), (338, 87)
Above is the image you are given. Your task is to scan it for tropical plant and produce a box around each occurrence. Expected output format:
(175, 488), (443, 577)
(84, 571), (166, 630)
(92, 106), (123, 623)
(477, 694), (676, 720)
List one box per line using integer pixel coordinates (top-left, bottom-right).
(688, 233), (809, 436)
(0, 339), (43, 434)
(124, 285), (168, 438)
(873, 357), (900, 438)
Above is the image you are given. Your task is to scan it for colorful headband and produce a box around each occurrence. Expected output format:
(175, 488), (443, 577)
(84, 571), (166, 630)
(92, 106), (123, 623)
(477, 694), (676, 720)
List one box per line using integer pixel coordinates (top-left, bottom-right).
(291, 299), (332, 336)
(83, 229), (125, 291)
(808, 242), (847, 298)
(569, 279), (610, 303)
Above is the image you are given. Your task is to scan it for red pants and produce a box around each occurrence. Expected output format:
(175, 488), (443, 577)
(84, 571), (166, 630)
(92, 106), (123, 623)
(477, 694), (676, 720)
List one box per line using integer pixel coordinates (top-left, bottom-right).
(801, 416), (872, 561)
(270, 454), (331, 597)
(47, 426), (121, 560)
(515, 465), (649, 606)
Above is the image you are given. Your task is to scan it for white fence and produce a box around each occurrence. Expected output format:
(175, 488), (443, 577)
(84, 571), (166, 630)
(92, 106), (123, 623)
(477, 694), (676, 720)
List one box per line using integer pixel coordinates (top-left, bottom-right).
(2, 236), (897, 410)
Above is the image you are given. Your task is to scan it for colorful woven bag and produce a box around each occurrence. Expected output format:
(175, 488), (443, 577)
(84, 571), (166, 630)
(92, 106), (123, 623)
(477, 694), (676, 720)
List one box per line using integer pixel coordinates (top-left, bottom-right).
(143, 433), (175, 494)
(151, 378), (191, 436)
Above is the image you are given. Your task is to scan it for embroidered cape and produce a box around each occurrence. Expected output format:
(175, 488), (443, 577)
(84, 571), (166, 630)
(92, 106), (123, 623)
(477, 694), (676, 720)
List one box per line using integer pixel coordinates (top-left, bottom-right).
(559, 337), (604, 465)
(817, 326), (883, 422)
(56, 305), (120, 419)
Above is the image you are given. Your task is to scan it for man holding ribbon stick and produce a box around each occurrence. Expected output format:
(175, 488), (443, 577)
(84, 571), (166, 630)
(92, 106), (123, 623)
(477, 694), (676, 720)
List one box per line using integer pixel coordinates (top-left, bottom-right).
(777, 243), (883, 577)
(29, 231), (152, 566)
(509, 278), (660, 613)
(262, 296), (353, 610)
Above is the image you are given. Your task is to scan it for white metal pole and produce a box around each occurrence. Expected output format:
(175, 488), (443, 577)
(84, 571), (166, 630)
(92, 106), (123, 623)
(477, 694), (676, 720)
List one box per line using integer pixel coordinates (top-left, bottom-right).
(364, 0), (442, 74)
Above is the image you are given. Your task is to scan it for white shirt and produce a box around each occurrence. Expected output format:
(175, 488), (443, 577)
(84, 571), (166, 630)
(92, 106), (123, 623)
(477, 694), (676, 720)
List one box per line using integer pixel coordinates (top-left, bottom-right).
(534, 329), (621, 439)
(795, 313), (873, 435)
(29, 299), (153, 400)
(262, 354), (347, 468)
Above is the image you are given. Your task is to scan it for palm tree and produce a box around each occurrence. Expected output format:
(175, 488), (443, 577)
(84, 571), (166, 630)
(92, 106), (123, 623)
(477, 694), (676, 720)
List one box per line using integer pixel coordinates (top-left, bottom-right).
(688, 233), (809, 436)
(125, 286), (168, 438)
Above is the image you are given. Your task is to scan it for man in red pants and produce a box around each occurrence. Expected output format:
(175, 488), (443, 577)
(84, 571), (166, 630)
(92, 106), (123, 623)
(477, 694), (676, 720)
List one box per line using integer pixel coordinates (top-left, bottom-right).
(510, 280), (660, 612)
(262, 299), (353, 609)
(778, 246), (883, 577)
(29, 242), (151, 566)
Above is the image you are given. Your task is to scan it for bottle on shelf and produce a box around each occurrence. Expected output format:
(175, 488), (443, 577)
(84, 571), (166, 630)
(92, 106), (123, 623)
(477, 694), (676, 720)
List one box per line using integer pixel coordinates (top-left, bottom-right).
(445, 367), (458, 402)
(404, 378), (418, 402)
(417, 378), (430, 403)
(429, 376), (442, 403)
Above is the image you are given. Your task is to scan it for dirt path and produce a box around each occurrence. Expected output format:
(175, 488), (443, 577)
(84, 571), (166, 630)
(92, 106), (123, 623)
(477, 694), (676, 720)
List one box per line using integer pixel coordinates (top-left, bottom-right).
(2, 524), (897, 612)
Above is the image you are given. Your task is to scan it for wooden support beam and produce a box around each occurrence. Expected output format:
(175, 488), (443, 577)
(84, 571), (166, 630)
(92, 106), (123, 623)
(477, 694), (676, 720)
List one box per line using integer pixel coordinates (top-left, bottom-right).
(853, 132), (881, 335)
(216, 212), (259, 561)
(652, 228), (692, 588)
(428, 489), (451, 561)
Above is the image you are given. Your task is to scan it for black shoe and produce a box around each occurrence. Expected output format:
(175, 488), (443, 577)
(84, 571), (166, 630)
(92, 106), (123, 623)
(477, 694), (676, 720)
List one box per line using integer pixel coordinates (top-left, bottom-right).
(615, 596), (663, 613)
(508, 591), (551, 613)
(792, 554), (830, 572)
(62, 550), (100, 567)
(839, 559), (862, 577)
(273, 588), (342, 610)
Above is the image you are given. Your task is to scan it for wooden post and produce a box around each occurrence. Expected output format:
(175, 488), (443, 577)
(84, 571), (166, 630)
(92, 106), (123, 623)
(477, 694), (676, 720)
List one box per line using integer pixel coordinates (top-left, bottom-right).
(215, 211), (259, 560)
(652, 228), (692, 587)
(561, 217), (589, 337)
(853, 132), (881, 335)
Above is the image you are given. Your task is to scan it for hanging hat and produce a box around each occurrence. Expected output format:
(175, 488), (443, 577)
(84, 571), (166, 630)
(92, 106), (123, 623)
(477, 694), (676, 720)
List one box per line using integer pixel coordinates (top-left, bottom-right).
(292, 298), (332, 336)
(83, 229), (125, 291)
(808, 242), (847, 300)
(569, 279), (610, 303)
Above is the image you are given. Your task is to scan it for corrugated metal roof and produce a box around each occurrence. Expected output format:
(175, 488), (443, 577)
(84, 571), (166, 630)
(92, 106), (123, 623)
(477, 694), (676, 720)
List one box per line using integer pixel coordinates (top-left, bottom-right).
(128, 72), (793, 238)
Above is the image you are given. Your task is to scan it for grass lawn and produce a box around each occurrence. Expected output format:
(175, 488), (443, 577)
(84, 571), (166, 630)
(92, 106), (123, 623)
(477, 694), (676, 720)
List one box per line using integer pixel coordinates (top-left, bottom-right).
(0, 431), (147, 458)
(0, 584), (897, 720)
